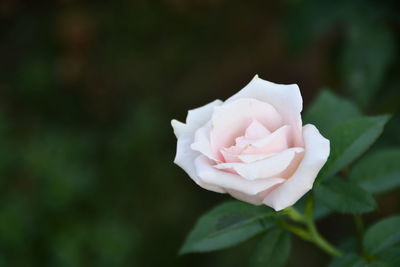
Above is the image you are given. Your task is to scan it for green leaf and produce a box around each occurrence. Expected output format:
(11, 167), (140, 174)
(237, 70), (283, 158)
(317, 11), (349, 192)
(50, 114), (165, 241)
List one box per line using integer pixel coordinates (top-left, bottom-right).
(304, 90), (361, 133)
(315, 179), (376, 214)
(350, 148), (400, 194)
(179, 201), (276, 254)
(364, 216), (400, 255)
(333, 238), (390, 266)
(376, 246), (400, 266)
(304, 90), (390, 180)
(328, 253), (366, 267)
(249, 228), (291, 267)
(321, 115), (390, 179)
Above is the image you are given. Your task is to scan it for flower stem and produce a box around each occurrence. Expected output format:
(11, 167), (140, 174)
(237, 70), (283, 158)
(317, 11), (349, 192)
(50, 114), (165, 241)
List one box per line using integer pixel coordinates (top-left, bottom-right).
(353, 214), (375, 261)
(306, 217), (342, 257)
(284, 206), (342, 258)
(353, 214), (364, 252)
(279, 221), (313, 242)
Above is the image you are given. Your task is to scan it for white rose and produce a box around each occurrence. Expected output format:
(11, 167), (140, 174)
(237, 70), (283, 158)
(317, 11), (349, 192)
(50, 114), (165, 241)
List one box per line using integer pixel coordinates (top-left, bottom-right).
(171, 75), (330, 211)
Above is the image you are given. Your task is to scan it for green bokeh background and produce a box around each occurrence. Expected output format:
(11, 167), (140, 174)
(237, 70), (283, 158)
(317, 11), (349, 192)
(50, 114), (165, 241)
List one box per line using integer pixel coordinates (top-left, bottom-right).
(0, 0), (399, 266)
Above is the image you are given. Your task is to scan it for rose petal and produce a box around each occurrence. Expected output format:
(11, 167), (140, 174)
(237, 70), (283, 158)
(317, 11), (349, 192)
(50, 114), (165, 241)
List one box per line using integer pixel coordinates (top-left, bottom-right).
(242, 125), (290, 148)
(220, 146), (243, 163)
(210, 98), (283, 158)
(195, 155), (285, 195)
(237, 125), (291, 155)
(220, 125), (291, 163)
(186, 99), (223, 128)
(243, 119), (271, 139)
(170, 120), (187, 139)
(226, 75), (303, 146)
(215, 147), (304, 180)
(276, 150), (304, 179)
(262, 124), (330, 211)
(171, 99), (225, 193)
(237, 152), (276, 163)
(224, 189), (265, 205)
(226, 183), (283, 205)
(191, 122), (220, 162)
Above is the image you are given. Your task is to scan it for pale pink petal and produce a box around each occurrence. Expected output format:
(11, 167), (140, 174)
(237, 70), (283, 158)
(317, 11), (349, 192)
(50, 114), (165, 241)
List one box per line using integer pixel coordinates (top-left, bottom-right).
(186, 99), (223, 127)
(231, 121), (272, 149)
(263, 124), (330, 211)
(197, 180), (226, 193)
(215, 147), (304, 180)
(172, 120), (199, 182)
(195, 155), (285, 195)
(171, 120), (186, 138)
(226, 75), (303, 146)
(191, 122), (220, 162)
(238, 152), (276, 163)
(238, 125), (292, 155)
(243, 125), (290, 148)
(243, 120), (271, 139)
(210, 98), (283, 157)
(220, 146), (243, 163)
(276, 150), (304, 179)
(220, 125), (291, 163)
(225, 183), (284, 205)
(171, 100), (225, 193)
(224, 189), (265, 205)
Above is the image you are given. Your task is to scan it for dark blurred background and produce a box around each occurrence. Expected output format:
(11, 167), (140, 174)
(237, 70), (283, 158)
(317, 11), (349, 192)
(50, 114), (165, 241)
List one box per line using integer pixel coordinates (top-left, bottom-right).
(0, 0), (399, 266)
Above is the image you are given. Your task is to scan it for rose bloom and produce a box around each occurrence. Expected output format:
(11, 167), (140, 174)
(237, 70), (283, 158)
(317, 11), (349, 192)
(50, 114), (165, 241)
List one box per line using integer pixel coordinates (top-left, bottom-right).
(171, 76), (330, 211)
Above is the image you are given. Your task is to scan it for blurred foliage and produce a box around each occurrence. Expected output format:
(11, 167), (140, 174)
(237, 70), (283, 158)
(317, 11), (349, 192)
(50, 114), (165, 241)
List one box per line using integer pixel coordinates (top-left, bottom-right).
(0, 0), (399, 266)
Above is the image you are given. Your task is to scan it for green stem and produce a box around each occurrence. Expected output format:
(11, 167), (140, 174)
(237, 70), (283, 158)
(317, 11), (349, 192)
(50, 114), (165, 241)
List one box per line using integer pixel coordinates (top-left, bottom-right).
(353, 214), (375, 261)
(353, 214), (364, 252)
(285, 206), (305, 223)
(306, 218), (342, 257)
(284, 206), (342, 258)
(279, 221), (313, 242)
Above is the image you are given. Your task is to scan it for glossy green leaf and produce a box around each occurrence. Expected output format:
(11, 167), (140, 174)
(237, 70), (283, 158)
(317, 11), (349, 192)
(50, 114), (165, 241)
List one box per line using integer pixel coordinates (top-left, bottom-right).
(304, 90), (361, 133)
(350, 148), (400, 194)
(249, 228), (291, 267)
(315, 179), (376, 214)
(321, 115), (390, 179)
(364, 216), (400, 255)
(179, 201), (276, 254)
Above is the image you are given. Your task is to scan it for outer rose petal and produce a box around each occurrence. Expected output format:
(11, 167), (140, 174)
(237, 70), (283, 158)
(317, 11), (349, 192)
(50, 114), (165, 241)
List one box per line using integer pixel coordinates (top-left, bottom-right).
(227, 75), (303, 147)
(191, 122), (219, 162)
(195, 155), (285, 195)
(263, 124), (330, 211)
(171, 99), (225, 193)
(224, 188), (268, 205)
